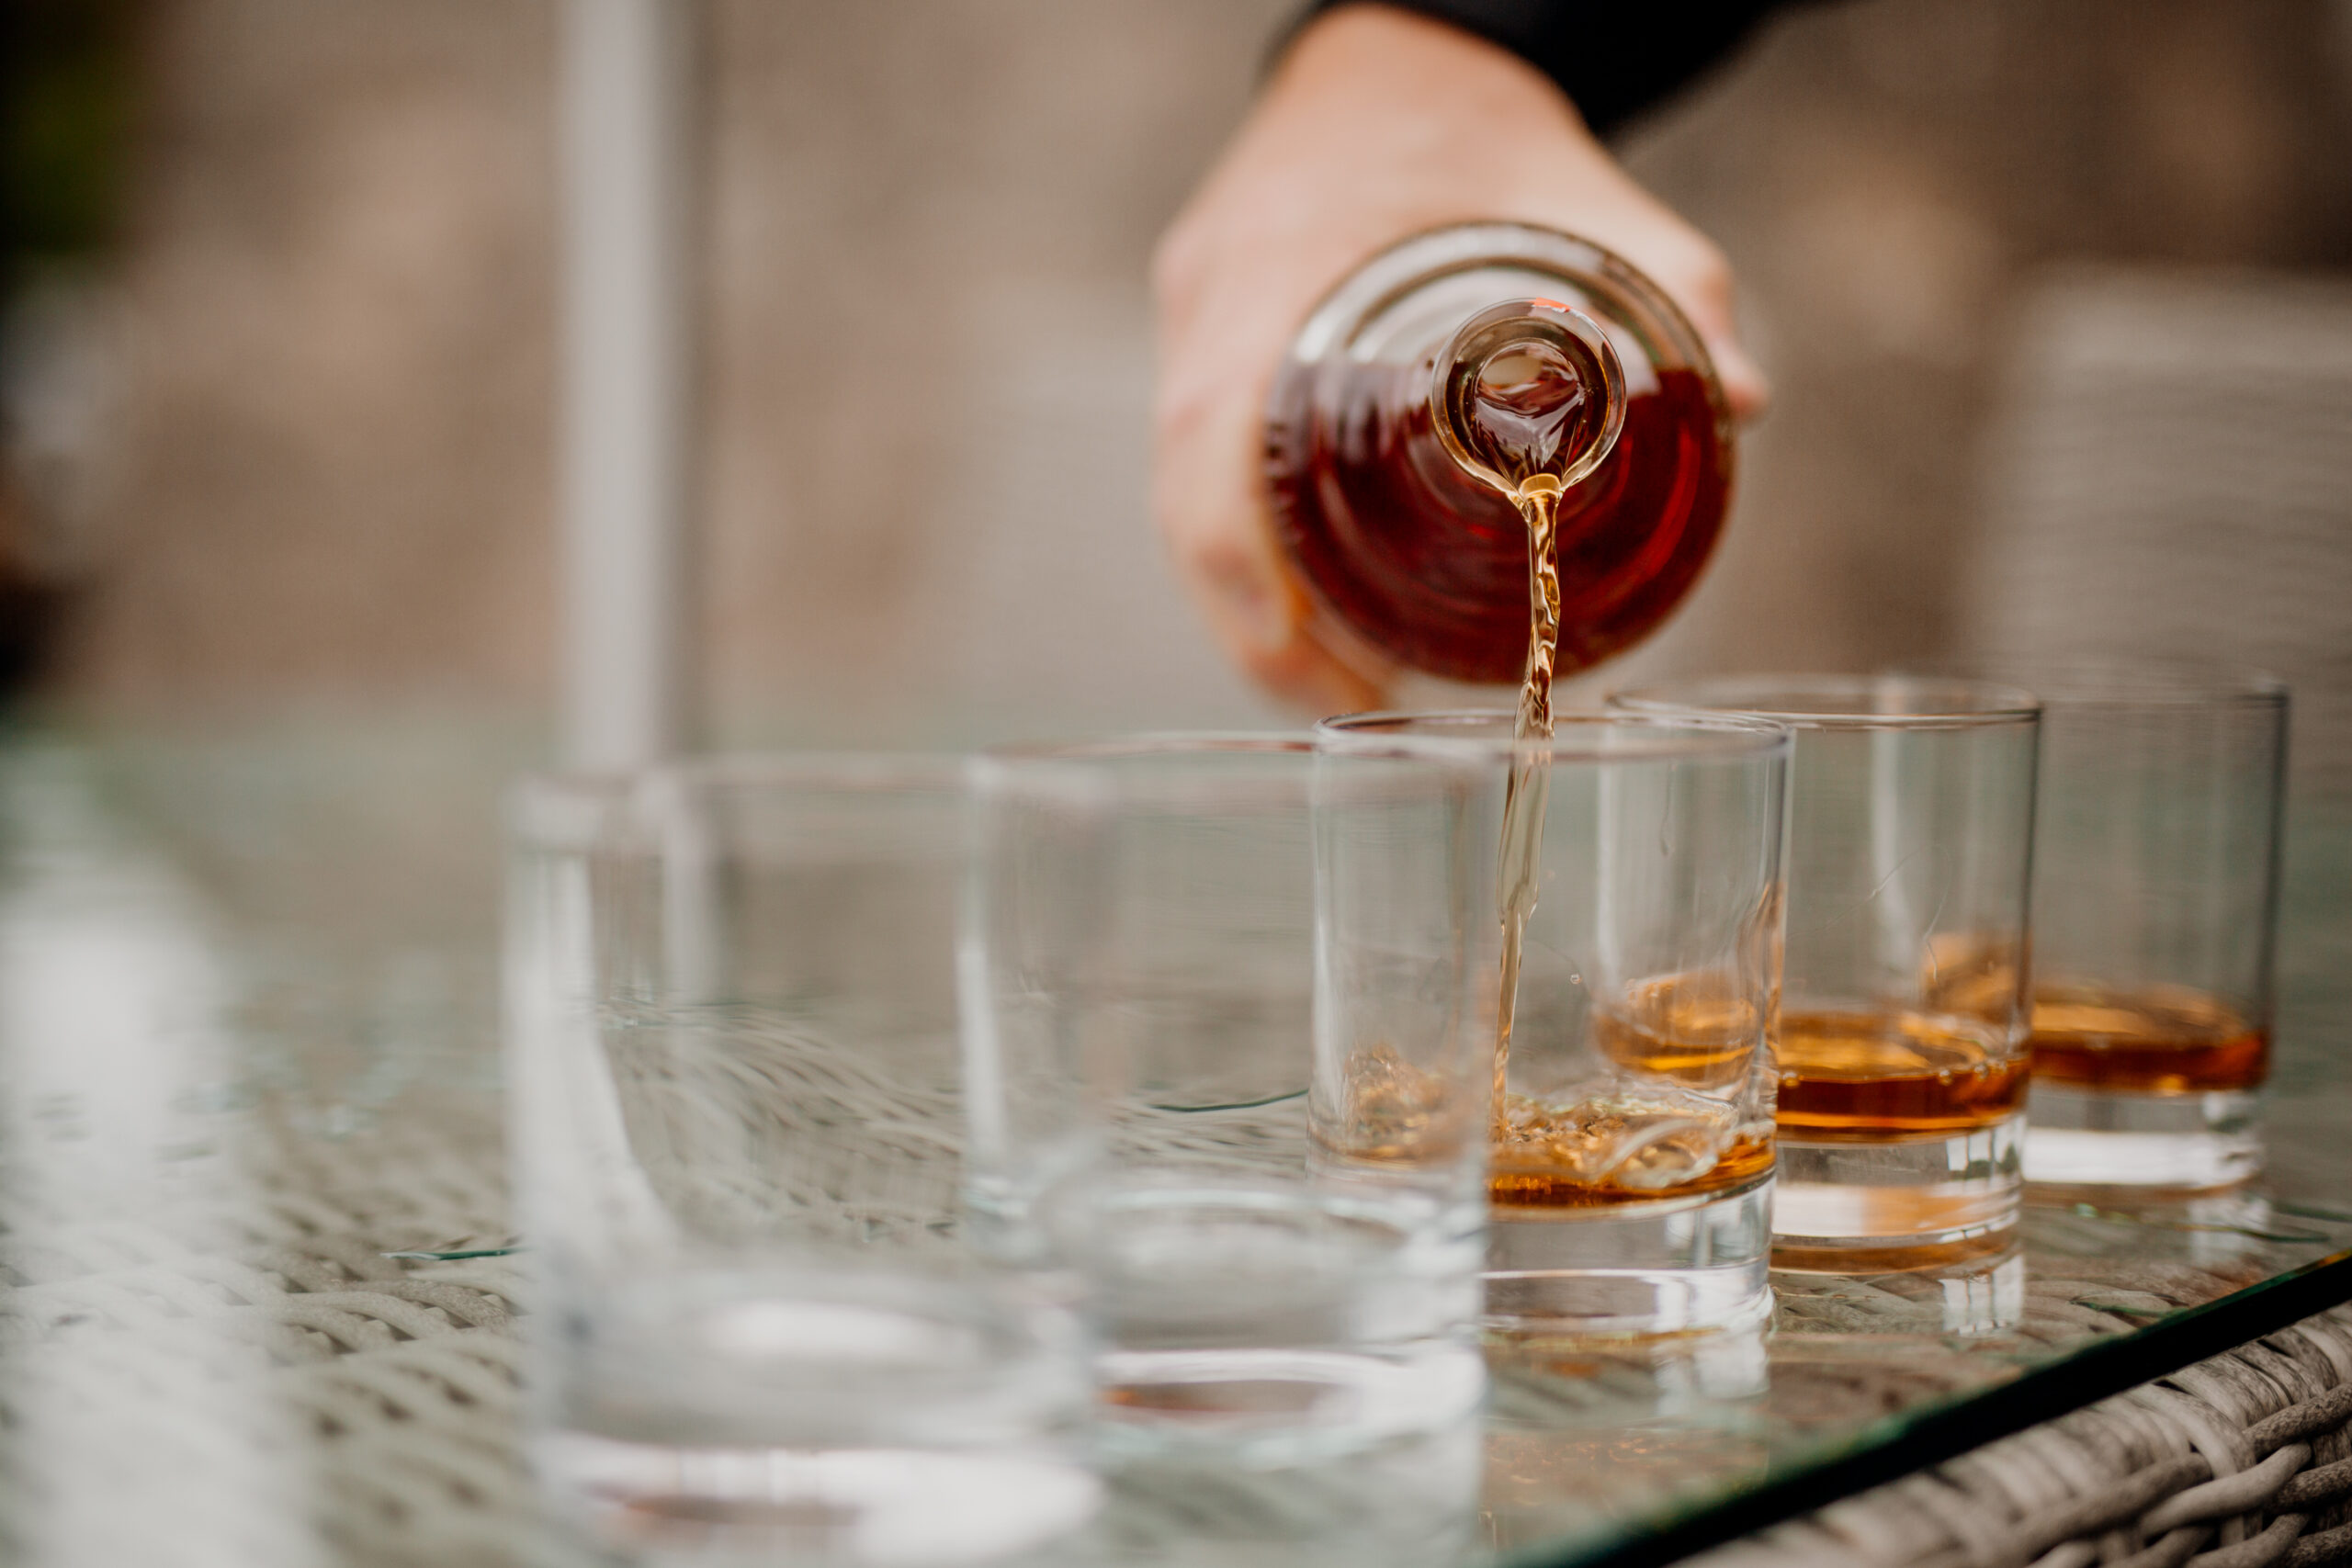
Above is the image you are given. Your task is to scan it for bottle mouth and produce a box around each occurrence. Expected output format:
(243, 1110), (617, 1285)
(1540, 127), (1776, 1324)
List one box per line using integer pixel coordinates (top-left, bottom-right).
(1429, 299), (1627, 502)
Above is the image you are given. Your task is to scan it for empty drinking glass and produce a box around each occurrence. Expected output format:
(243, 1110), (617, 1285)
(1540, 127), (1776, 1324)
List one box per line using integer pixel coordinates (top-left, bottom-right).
(962, 737), (1490, 1461)
(506, 760), (1098, 1567)
(1319, 711), (1790, 1333)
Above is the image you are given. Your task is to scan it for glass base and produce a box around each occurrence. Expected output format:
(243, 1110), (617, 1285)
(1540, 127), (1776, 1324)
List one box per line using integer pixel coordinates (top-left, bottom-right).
(1771, 1120), (2021, 1269)
(1771, 1244), (2027, 1331)
(1079, 1179), (1486, 1461)
(1094, 1343), (1487, 1464)
(542, 1267), (1096, 1565)
(540, 1431), (1101, 1568)
(2024, 1083), (2261, 1192)
(1484, 1176), (1774, 1334)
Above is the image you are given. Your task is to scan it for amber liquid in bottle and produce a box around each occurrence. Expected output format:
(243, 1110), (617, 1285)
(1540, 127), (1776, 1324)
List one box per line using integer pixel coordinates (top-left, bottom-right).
(2028, 983), (2268, 1094)
(1267, 362), (1730, 686)
(1773, 1010), (2030, 1140)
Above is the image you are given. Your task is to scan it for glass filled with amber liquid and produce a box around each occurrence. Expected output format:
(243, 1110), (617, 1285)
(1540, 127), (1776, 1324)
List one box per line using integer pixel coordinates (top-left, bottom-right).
(1615, 676), (2042, 1270)
(1320, 710), (1790, 1333)
(1919, 660), (2288, 1192)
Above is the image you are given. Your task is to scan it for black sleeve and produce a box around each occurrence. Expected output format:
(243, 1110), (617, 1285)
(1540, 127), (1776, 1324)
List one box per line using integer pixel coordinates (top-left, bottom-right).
(1296, 1), (1794, 136)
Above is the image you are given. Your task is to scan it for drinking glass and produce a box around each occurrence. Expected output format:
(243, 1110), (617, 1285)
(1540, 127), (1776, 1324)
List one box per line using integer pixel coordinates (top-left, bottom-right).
(1614, 676), (2041, 1271)
(962, 737), (1489, 1461)
(1926, 660), (2287, 1191)
(505, 759), (1098, 1567)
(1319, 711), (1791, 1332)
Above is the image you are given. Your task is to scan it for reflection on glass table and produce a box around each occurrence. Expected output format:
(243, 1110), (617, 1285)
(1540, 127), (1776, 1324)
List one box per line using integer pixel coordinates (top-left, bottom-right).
(0, 716), (2344, 1568)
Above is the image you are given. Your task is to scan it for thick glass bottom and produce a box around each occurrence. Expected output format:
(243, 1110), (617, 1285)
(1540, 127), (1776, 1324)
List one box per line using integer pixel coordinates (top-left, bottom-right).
(1771, 1119), (2021, 1269)
(1080, 1179), (1485, 1461)
(540, 1431), (1100, 1567)
(1095, 1343), (1487, 1464)
(543, 1267), (1095, 1565)
(2023, 1083), (2261, 1192)
(1484, 1175), (1774, 1334)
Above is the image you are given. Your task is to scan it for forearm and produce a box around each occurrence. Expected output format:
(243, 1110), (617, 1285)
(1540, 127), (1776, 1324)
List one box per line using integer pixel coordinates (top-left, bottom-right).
(1295, 0), (1790, 136)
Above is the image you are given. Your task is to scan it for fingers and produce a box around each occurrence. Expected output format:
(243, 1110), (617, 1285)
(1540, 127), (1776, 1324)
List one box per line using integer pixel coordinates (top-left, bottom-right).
(1154, 183), (1397, 717)
(1170, 518), (1388, 717)
(1152, 355), (1389, 717)
(1670, 251), (1770, 424)
(1584, 217), (1770, 423)
(1709, 338), (1771, 425)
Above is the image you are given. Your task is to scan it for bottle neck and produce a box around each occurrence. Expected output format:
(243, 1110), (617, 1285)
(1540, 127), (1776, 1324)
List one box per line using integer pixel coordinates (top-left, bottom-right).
(1429, 299), (1625, 505)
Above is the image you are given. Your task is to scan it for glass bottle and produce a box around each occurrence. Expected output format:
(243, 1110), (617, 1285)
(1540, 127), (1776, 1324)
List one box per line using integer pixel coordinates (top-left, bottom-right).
(1265, 222), (1736, 687)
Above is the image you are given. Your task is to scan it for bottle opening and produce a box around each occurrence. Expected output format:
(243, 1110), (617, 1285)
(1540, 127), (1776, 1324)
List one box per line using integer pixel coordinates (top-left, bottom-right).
(1430, 300), (1626, 503)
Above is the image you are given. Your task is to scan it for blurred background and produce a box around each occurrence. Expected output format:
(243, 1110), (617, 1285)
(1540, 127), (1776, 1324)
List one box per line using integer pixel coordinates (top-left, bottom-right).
(0, 10), (2346, 1560)
(5, 0), (2351, 788)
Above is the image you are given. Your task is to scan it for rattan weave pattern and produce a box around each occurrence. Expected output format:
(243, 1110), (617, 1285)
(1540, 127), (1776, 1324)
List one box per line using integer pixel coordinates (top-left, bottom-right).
(9, 1084), (2352, 1568)
(0, 1095), (532, 1568)
(1697, 1307), (2352, 1568)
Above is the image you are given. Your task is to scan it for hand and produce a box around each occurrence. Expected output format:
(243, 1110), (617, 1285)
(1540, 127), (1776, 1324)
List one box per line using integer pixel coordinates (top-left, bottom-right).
(1151, 3), (1768, 715)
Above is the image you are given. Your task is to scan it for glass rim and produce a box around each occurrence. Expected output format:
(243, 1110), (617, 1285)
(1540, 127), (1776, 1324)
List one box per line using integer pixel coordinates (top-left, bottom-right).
(1889, 656), (2289, 712)
(979, 731), (1314, 764)
(1317, 706), (1792, 763)
(507, 751), (967, 849)
(973, 732), (1326, 812)
(1611, 673), (2041, 731)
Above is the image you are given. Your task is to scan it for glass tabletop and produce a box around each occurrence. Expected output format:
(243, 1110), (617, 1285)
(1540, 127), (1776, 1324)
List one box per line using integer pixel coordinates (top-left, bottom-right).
(0, 713), (2344, 1568)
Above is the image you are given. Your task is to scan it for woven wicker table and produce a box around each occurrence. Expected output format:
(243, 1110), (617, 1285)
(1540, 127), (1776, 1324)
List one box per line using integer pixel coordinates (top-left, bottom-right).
(1700, 1307), (2352, 1568)
(1, 723), (2345, 1568)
